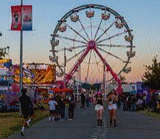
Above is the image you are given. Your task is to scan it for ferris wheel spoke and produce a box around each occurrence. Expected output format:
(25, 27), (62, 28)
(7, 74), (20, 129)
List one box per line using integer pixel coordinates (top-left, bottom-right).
(66, 48), (86, 63)
(65, 23), (88, 42)
(97, 30), (127, 44)
(94, 19), (103, 40)
(57, 45), (86, 52)
(79, 19), (90, 40)
(95, 20), (117, 42)
(90, 18), (93, 40)
(86, 50), (92, 82)
(97, 44), (129, 48)
(56, 35), (87, 44)
(69, 45), (86, 50)
(93, 51), (101, 73)
(97, 47), (125, 62)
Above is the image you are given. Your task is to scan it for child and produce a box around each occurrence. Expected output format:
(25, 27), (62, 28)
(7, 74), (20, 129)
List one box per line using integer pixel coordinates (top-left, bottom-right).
(48, 97), (57, 121)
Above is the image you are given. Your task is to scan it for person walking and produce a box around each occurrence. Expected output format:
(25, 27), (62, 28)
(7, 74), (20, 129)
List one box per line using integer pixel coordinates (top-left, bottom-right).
(86, 93), (90, 107)
(131, 95), (137, 111)
(107, 89), (118, 127)
(59, 97), (66, 120)
(117, 95), (121, 109)
(68, 98), (75, 121)
(127, 95), (132, 111)
(94, 91), (104, 126)
(80, 92), (85, 109)
(48, 97), (58, 121)
(19, 88), (35, 136)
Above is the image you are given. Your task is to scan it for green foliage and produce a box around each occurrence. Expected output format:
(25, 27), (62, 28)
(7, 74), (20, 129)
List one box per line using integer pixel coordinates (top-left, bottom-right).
(142, 57), (160, 89)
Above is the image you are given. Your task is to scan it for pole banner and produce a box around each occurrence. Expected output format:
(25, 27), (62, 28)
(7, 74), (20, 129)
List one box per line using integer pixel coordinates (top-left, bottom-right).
(11, 5), (22, 31)
(22, 5), (32, 30)
(11, 5), (32, 31)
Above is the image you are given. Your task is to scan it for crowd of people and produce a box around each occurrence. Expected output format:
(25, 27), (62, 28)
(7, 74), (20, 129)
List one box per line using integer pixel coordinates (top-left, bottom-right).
(18, 88), (76, 135)
(118, 91), (160, 112)
(18, 87), (160, 136)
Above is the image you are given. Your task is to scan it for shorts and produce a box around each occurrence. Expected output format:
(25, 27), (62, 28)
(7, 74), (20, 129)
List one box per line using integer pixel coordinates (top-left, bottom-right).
(50, 110), (57, 114)
(22, 110), (34, 119)
(108, 104), (117, 110)
(95, 104), (104, 110)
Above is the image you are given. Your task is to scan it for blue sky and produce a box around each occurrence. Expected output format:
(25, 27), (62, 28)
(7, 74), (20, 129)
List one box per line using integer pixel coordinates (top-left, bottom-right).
(0, 0), (160, 83)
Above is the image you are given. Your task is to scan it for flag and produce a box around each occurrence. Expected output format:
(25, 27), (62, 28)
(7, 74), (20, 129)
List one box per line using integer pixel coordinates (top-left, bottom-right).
(11, 5), (32, 31)
(22, 5), (32, 30)
(11, 6), (22, 31)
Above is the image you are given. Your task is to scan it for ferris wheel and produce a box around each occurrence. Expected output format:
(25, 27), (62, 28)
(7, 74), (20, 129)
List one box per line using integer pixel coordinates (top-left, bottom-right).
(50, 4), (135, 92)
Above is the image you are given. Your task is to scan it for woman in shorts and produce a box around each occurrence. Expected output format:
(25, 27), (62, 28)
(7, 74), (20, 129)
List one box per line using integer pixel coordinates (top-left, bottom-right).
(107, 89), (118, 127)
(94, 91), (104, 126)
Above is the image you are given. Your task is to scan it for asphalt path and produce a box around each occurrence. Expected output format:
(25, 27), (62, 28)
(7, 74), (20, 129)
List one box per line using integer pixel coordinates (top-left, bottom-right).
(7, 103), (160, 139)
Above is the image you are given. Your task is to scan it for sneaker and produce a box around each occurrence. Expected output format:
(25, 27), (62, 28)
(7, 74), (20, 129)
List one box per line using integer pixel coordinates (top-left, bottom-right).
(26, 122), (30, 128)
(49, 117), (51, 121)
(20, 130), (25, 136)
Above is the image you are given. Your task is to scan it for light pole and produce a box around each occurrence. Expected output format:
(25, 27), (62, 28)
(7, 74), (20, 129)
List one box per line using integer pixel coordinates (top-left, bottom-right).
(19, 0), (23, 92)
(64, 47), (66, 88)
(103, 64), (106, 100)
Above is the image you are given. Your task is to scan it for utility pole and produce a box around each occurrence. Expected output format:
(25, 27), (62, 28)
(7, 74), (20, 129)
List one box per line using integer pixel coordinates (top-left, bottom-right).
(64, 47), (66, 88)
(19, 0), (23, 92)
(103, 64), (106, 100)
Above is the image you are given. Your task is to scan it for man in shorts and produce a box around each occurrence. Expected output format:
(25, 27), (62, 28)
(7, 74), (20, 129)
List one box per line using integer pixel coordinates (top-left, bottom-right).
(19, 88), (34, 135)
(48, 97), (57, 121)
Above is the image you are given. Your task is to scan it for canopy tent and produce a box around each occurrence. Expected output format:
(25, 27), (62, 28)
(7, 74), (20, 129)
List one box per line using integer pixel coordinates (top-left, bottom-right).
(61, 88), (73, 93)
(50, 87), (73, 94)
(51, 88), (61, 93)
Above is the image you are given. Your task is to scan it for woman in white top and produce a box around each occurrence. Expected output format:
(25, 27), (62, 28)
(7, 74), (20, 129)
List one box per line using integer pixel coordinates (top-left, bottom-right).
(94, 91), (104, 126)
(107, 89), (118, 127)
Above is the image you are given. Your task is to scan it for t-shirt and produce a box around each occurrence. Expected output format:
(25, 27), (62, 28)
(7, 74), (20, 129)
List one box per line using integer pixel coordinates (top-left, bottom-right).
(48, 100), (57, 110)
(95, 94), (103, 105)
(59, 100), (65, 108)
(19, 94), (33, 112)
(69, 101), (74, 110)
(81, 94), (85, 103)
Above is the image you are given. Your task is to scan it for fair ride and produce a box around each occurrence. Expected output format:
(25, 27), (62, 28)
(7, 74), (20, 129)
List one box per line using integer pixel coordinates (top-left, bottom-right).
(50, 4), (135, 94)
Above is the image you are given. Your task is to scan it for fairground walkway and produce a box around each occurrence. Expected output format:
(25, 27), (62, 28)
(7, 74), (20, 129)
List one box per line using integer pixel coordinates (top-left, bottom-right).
(8, 103), (160, 139)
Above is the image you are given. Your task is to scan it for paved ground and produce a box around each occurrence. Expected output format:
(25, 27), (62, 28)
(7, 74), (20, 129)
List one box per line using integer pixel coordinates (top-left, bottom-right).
(8, 103), (160, 139)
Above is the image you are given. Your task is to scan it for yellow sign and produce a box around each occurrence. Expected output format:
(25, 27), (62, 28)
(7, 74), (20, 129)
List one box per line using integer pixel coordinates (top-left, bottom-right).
(0, 59), (10, 64)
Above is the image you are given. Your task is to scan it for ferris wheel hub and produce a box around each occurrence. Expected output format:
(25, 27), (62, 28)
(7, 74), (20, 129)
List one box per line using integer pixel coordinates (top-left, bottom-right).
(87, 40), (97, 49)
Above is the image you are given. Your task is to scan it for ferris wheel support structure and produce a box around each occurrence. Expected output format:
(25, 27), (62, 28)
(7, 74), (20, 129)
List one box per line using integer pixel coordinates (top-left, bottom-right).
(65, 40), (122, 94)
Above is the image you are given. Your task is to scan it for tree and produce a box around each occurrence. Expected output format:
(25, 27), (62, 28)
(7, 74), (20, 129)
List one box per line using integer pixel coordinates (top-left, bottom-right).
(142, 57), (160, 90)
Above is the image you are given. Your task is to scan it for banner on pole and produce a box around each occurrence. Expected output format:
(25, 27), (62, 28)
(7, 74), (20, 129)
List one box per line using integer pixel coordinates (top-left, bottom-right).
(11, 6), (22, 31)
(11, 5), (32, 31)
(22, 5), (32, 30)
